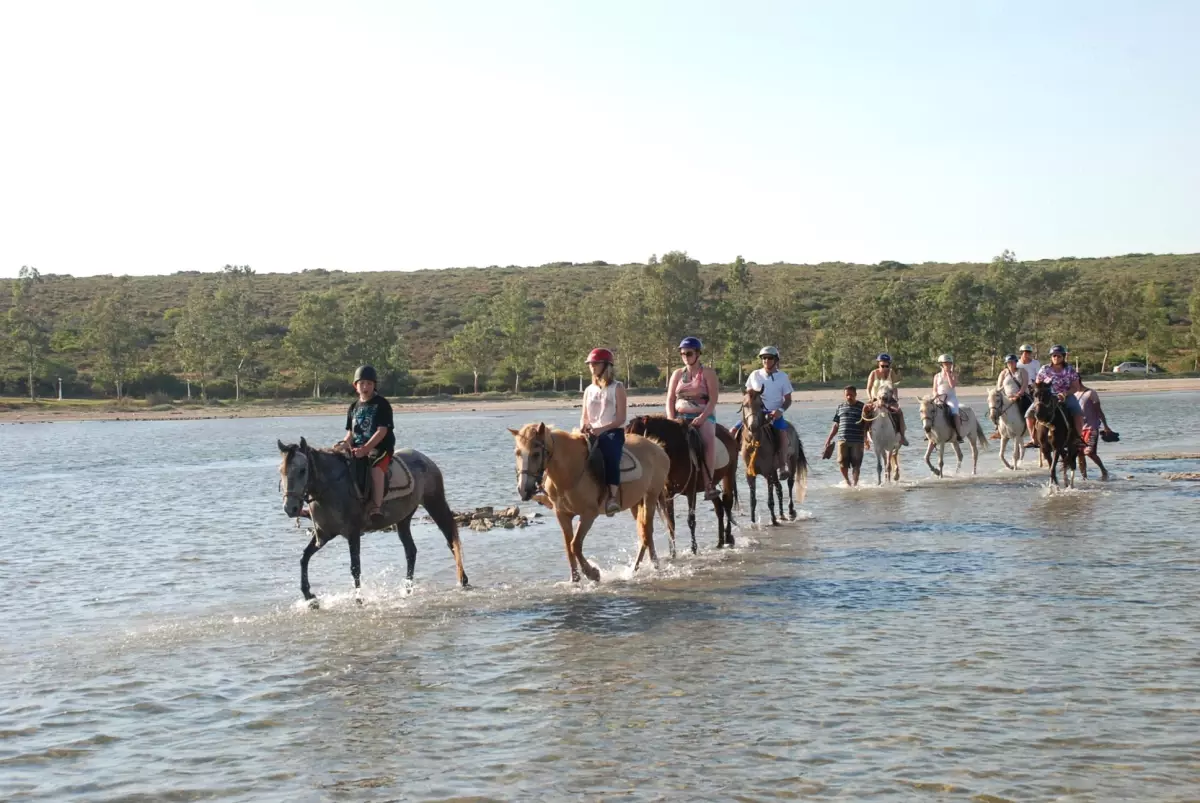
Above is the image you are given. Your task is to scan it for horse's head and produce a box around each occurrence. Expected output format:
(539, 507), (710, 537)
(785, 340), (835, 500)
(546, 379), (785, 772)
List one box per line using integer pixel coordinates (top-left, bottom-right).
(878, 381), (897, 406)
(1033, 381), (1057, 421)
(277, 437), (313, 518)
(741, 388), (767, 432)
(508, 422), (552, 502)
(987, 387), (1003, 415)
(625, 415), (650, 437)
(918, 395), (936, 433)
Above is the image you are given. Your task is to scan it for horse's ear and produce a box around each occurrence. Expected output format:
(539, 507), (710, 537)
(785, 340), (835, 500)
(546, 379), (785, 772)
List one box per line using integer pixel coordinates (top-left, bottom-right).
(299, 437), (310, 453)
(507, 427), (519, 437)
(277, 439), (289, 453)
(536, 422), (546, 438)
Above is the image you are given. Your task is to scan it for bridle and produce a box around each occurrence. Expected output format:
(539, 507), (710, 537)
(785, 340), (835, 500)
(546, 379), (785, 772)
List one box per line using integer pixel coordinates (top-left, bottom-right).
(740, 392), (769, 476)
(517, 431), (554, 491)
(282, 448), (315, 507)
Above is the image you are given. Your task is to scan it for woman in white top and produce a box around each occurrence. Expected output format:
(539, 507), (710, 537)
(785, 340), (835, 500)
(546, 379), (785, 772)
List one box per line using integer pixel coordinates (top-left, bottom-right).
(581, 347), (627, 516)
(932, 353), (962, 438)
(993, 353), (1030, 424)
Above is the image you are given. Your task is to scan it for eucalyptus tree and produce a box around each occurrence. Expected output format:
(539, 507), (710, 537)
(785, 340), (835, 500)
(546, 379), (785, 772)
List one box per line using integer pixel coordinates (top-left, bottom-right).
(7, 266), (50, 400)
(83, 279), (141, 399)
(284, 291), (344, 398)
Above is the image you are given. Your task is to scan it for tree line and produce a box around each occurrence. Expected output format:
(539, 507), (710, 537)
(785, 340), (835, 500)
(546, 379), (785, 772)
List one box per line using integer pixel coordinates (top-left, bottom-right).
(3, 252), (1198, 401)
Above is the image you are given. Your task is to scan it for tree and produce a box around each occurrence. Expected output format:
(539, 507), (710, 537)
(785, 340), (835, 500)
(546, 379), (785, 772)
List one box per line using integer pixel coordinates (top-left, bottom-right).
(1077, 278), (1139, 373)
(492, 277), (535, 392)
(7, 266), (50, 400)
(928, 272), (981, 375)
(447, 319), (495, 393)
(213, 267), (261, 401)
(536, 294), (580, 390)
(342, 290), (410, 392)
(1189, 284), (1200, 372)
(172, 285), (222, 400)
(1020, 262), (1078, 347)
(977, 252), (1022, 375)
(1140, 282), (1172, 372)
(713, 255), (755, 383)
(83, 280), (141, 399)
(646, 251), (703, 378)
(284, 292), (344, 398)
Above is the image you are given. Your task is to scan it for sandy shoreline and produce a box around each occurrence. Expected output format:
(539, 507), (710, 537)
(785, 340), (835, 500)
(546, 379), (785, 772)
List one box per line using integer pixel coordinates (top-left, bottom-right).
(2, 378), (1197, 424)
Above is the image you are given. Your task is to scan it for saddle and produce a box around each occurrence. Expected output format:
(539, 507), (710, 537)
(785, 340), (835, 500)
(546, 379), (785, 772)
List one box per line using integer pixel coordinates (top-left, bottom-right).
(685, 427), (730, 472)
(349, 454), (415, 502)
(586, 440), (644, 485)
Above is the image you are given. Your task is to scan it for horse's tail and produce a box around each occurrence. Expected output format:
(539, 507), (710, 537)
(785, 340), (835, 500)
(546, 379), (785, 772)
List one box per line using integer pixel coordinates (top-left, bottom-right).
(974, 417), (989, 450)
(424, 469), (461, 551)
(794, 440), (809, 503)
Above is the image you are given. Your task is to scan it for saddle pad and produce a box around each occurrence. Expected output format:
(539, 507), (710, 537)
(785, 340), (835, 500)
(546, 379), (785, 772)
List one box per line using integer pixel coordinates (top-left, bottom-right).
(381, 458), (415, 502)
(712, 438), (730, 471)
(618, 448), (643, 483)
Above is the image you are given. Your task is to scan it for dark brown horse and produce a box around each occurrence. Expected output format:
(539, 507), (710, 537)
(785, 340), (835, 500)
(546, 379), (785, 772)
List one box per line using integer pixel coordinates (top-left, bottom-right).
(1031, 381), (1079, 487)
(739, 388), (808, 525)
(626, 415), (739, 556)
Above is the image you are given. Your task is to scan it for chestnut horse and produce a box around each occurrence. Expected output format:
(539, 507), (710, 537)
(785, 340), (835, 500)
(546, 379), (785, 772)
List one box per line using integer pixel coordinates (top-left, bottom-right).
(509, 423), (670, 582)
(1031, 381), (1079, 487)
(626, 415), (739, 556)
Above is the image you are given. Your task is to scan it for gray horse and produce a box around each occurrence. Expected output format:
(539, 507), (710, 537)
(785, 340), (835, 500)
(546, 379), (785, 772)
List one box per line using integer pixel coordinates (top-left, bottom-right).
(278, 438), (468, 605)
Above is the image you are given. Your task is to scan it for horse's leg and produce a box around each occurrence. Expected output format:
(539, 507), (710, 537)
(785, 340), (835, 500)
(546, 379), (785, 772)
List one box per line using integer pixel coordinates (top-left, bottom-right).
(767, 475), (779, 526)
(637, 496), (660, 569)
(571, 515), (601, 582)
(748, 476), (757, 524)
(970, 438), (979, 476)
(687, 490), (699, 556)
(952, 440), (964, 475)
(1000, 436), (1013, 470)
(346, 533), (362, 602)
(555, 510), (581, 582)
(924, 440), (940, 477)
(396, 516), (417, 586)
(299, 532), (328, 604)
(424, 484), (468, 587)
(722, 472), (736, 547)
(876, 448), (884, 486)
(663, 496), (678, 559)
(786, 473), (796, 520)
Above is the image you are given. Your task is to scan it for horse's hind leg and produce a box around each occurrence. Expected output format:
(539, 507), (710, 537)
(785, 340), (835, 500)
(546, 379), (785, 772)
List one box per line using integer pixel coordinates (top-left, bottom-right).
(786, 476), (796, 521)
(661, 497), (678, 559)
(767, 476), (779, 526)
(396, 515), (418, 587)
(1000, 437), (1013, 470)
(686, 492), (699, 555)
(346, 533), (363, 602)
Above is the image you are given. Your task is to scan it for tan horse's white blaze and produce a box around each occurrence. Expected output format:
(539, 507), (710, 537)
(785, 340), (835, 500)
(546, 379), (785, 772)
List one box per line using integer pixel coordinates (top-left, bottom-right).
(508, 423), (670, 582)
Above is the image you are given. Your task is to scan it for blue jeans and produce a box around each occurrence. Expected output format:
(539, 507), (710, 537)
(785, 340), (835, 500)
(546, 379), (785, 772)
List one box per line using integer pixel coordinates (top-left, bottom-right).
(595, 429), (625, 487)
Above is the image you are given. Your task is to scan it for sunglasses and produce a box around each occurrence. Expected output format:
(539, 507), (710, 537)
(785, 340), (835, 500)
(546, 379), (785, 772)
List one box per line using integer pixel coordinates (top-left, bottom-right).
(680, 350), (696, 357)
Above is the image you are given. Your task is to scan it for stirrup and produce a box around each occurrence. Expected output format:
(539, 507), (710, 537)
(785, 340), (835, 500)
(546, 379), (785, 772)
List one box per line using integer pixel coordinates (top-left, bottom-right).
(704, 486), (721, 502)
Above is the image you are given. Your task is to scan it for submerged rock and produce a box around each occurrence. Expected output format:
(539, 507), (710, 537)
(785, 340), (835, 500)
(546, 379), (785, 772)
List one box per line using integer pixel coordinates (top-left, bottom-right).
(447, 505), (532, 531)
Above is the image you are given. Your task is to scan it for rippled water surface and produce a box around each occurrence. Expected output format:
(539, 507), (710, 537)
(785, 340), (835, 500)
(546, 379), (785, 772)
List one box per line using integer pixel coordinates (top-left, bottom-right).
(2, 391), (1199, 801)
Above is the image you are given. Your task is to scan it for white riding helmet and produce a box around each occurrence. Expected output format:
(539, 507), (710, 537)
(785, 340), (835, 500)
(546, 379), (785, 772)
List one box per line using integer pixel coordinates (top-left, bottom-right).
(758, 346), (780, 359)
(937, 353), (954, 364)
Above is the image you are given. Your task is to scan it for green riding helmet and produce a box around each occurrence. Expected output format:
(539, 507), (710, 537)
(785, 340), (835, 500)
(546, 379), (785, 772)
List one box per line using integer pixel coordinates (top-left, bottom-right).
(353, 365), (378, 383)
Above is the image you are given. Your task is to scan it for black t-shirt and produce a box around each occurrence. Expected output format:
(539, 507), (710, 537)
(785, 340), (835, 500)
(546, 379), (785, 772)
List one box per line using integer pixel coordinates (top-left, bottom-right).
(346, 394), (396, 453)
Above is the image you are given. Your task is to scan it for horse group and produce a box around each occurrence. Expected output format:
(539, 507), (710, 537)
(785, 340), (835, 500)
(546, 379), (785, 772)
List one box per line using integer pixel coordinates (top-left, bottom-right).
(278, 388), (810, 602)
(278, 383), (1085, 603)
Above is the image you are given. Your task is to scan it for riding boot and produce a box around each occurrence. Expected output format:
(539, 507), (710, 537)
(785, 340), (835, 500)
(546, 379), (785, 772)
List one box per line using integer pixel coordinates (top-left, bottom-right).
(950, 414), (963, 443)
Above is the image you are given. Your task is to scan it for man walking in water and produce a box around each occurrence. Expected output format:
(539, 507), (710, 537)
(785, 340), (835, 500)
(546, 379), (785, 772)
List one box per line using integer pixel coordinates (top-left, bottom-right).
(823, 386), (867, 487)
(1076, 381), (1114, 481)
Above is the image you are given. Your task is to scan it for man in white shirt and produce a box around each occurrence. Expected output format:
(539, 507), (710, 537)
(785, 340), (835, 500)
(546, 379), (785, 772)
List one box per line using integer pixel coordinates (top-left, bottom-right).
(1017, 345), (1040, 391)
(745, 345), (795, 479)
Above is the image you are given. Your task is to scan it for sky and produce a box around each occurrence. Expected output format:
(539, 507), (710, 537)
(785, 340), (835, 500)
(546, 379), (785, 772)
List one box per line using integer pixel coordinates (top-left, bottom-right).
(1, 0), (1197, 278)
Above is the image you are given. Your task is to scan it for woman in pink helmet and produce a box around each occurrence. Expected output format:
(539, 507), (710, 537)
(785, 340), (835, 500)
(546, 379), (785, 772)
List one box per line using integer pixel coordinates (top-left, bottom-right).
(581, 348), (627, 516)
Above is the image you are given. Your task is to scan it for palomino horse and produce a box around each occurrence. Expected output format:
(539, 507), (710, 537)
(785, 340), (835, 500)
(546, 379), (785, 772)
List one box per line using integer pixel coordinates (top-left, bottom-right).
(863, 380), (903, 485)
(278, 439), (468, 605)
(1030, 381), (1079, 488)
(509, 423), (670, 582)
(739, 389), (808, 525)
(917, 396), (988, 478)
(988, 387), (1029, 470)
(626, 415), (739, 556)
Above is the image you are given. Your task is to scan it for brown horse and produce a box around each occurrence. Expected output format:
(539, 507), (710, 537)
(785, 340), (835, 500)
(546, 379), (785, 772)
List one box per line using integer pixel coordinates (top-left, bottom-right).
(626, 415), (739, 556)
(1031, 381), (1079, 487)
(509, 423), (670, 582)
(739, 388), (808, 525)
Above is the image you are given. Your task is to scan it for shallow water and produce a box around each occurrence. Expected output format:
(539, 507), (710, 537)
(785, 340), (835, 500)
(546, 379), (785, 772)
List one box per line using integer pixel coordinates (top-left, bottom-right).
(2, 391), (1198, 801)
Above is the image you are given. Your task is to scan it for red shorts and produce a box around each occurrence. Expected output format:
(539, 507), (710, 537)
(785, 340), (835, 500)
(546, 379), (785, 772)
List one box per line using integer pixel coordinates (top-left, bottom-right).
(1080, 426), (1097, 455)
(371, 452), (392, 472)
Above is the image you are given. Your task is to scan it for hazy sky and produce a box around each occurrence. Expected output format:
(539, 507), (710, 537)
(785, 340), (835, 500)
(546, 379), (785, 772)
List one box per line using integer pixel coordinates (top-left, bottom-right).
(2, 0), (1197, 278)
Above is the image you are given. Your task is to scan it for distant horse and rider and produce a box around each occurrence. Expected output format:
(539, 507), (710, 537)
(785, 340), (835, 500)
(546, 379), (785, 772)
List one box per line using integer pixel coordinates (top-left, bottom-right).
(863, 379), (904, 484)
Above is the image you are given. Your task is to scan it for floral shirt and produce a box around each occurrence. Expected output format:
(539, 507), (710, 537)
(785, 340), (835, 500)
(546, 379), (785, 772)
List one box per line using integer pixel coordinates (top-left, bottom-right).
(1036, 364), (1079, 396)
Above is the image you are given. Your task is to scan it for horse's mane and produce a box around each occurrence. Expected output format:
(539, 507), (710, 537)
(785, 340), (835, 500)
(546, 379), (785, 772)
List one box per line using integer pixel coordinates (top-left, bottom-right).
(626, 415), (691, 455)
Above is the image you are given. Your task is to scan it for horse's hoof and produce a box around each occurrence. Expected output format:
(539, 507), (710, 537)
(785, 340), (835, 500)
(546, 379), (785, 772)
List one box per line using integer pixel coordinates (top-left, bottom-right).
(307, 598), (320, 610)
(354, 596), (364, 606)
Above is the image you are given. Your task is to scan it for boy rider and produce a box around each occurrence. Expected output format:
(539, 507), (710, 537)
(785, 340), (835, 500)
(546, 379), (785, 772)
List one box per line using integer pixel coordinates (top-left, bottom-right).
(341, 365), (395, 520)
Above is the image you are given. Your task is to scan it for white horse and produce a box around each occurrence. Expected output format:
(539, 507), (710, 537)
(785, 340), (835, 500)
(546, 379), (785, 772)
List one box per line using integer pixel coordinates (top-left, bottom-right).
(865, 380), (903, 484)
(988, 388), (1028, 470)
(918, 395), (988, 477)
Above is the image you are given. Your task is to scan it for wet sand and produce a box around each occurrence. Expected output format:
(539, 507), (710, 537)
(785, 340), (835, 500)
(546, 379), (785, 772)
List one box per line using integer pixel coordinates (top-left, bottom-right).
(2, 377), (1197, 424)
